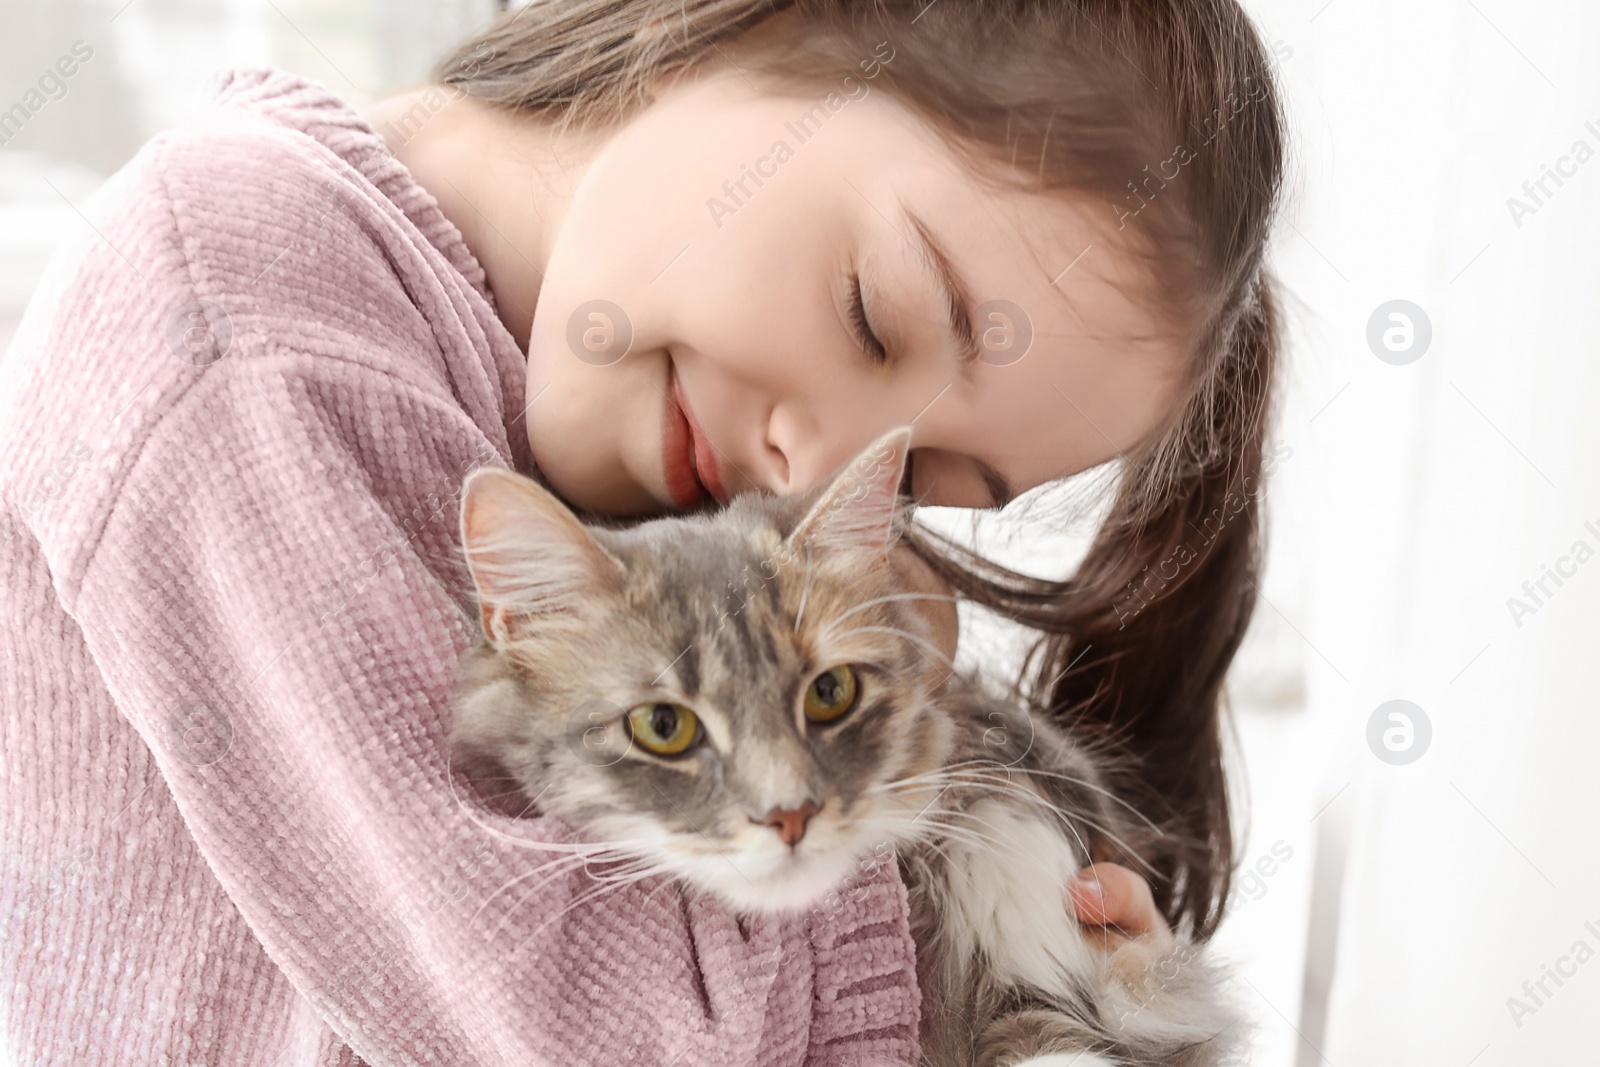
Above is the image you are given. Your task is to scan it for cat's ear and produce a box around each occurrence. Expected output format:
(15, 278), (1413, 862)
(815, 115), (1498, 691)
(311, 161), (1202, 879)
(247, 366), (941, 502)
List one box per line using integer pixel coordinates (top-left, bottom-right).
(459, 467), (625, 643)
(784, 425), (913, 561)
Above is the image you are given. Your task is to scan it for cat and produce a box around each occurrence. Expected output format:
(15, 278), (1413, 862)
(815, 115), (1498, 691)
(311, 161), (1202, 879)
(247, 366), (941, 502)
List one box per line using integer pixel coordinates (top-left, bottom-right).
(448, 425), (1247, 1067)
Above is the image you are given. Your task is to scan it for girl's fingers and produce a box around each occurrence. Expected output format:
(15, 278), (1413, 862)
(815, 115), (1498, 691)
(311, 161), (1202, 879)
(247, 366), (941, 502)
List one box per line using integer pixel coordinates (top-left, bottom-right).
(1066, 862), (1175, 949)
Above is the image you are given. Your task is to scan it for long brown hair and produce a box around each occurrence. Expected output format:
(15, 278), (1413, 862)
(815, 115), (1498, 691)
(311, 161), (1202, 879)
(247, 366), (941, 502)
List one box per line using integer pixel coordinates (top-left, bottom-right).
(437, 0), (1287, 941)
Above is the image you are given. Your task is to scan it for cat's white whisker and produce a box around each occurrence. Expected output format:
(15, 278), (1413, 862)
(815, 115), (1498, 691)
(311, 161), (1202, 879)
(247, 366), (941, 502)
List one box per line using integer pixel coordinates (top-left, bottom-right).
(866, 766), (1161, 879)
(497, 851), (673, 935)
(513, 864), (678, 948)
(874, 756), (1166, 837)
(474, 852), (595, 932)
(583, 852), (674, 884)
(936, 771), (1155, 875)
(793, 541), (816, 632)
(479, 842), (667, 937)
(998, 795), (1158, 880)
(830, 623), (956, 673)
(919, 805), (1039, 853)
(814, 590), (960, 642)
(988, 763), (1166, 833)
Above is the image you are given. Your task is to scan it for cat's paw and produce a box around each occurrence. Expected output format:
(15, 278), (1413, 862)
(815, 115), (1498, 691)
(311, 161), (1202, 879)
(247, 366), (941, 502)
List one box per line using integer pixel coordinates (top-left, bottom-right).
(1104, 928), (1171, 989)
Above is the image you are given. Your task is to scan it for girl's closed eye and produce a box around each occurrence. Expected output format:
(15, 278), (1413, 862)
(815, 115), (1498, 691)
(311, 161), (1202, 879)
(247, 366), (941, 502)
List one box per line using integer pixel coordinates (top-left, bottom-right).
(847, 269), (888, 366)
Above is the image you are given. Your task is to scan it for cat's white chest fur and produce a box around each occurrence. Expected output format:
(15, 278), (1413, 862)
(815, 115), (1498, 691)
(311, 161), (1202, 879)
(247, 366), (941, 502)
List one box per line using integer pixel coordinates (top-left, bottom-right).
(936, 797), (1101, 995)
(930, 797), (1122, 1067)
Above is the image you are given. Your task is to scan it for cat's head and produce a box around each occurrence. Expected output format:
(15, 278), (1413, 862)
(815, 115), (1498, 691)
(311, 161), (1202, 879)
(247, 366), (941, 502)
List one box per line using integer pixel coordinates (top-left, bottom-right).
(451, 426), (962, 913)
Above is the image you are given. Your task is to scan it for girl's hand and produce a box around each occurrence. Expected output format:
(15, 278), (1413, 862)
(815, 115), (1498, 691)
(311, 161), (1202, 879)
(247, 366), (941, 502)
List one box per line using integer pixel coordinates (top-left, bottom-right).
(1066, 862), (1175, 954)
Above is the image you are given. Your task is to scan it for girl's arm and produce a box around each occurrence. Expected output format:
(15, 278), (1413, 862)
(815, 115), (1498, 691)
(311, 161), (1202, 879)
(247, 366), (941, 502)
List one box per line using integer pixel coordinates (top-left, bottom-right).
(1, 102), (921, 1063)
(46, 360), (918, 1065)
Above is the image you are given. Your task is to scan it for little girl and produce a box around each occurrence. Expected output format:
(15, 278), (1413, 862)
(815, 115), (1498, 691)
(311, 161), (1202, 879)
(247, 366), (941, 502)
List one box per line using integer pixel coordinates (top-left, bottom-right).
(0, 0), (1284, 1063)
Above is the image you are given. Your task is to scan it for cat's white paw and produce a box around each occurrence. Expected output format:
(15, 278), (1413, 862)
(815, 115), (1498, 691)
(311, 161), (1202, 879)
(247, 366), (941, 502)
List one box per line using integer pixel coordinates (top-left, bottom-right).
(1008, 1054), (1118, 1067)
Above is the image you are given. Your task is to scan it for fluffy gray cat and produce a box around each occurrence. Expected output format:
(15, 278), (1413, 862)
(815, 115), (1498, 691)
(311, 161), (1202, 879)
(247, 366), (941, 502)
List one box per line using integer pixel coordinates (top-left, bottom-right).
(449, 426), (1246, 1067)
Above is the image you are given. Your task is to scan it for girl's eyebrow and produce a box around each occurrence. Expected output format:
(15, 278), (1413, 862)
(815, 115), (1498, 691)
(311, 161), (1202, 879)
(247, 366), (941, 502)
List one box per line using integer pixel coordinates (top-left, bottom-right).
(974, 458), (1017, 510)
(897, 201), (982, 376)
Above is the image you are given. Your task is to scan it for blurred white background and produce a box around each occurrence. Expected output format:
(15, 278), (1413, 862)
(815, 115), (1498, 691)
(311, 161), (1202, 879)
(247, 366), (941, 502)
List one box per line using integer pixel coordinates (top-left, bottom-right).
(3, 1), (1596, 1064)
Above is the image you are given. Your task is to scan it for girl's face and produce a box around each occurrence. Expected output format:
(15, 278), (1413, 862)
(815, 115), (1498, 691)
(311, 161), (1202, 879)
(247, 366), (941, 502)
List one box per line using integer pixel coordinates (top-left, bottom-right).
(523, 62), (1187, 517)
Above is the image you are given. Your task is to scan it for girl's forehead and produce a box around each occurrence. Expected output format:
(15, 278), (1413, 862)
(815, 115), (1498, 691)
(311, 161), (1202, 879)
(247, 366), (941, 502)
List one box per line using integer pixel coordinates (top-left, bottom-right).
(882, 175), (1189, 491)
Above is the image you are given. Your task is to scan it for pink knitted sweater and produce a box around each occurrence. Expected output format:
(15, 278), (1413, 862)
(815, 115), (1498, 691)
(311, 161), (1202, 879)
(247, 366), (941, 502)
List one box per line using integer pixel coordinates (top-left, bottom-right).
(0, 70), (921, 1066)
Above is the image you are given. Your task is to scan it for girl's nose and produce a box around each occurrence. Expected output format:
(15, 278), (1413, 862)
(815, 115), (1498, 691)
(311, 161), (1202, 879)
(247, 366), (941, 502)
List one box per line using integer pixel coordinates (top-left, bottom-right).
(766, 403), (904, 498)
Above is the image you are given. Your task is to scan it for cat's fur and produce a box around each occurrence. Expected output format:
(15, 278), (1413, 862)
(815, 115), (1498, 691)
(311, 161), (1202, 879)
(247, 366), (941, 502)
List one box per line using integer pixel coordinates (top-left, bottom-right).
(449, 427), (1247, 1066)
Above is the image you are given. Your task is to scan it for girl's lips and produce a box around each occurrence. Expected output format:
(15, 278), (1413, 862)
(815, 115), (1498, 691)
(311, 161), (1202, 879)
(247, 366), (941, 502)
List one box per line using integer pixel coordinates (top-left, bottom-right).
(668, 369), (729, 505)
(661, 368), (707, 509)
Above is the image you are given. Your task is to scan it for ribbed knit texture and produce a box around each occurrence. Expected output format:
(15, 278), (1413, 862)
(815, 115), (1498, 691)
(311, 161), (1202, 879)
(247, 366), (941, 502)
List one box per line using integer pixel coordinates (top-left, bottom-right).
(0, 69), (922, 1067)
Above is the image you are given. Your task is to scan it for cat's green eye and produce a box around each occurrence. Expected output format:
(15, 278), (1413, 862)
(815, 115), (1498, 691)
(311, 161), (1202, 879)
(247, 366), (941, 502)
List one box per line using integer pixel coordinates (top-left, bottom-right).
(625, 702), (700, 757)
(804, 666), (859, 723)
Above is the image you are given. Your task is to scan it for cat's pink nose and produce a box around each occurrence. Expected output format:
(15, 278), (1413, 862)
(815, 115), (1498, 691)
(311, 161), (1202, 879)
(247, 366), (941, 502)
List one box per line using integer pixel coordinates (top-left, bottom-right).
(759, 800), (821, 847)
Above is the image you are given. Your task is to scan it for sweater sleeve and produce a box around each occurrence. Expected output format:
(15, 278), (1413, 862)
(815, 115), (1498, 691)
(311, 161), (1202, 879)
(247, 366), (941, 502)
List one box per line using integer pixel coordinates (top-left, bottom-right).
(58, 346), (901, 1066)
(3, 78), (923, 1064)
(62, 344), (924, 1066)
